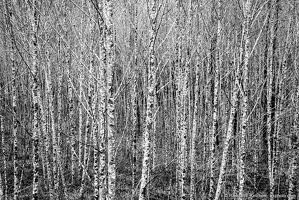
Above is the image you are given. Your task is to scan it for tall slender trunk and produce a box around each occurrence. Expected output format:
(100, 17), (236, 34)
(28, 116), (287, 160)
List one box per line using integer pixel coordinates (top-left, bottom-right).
(11, 23), (18, 200)
(98, 43), (107, 200)
(91, 10), (99, 197)
(239, 0), (251, 198)
(78, 0), (84, 177)
(68, 71), (76, 184)
(104, 0), (116, 199)
(267, 1), (279, 199)
(261, 4), (270, 185)
(6, 0), (18, 198)
(80, 64), (92, 197)
(209, 0), (221, 198)
(288, 3), (298, 199)
(139, 1), (157, 199)
(209, 1), (220, 198)
(180, 50), (188, 200)
(288, 85), (298, 200)
(43, 57), (53, 199)
(190, 54), (200, 200)
(45, 53), (59, 199)
(55, 37), (67, 197)
(131, 0), (138, 197)
(98, 1), (107, 199)
(0, 115), (6, 200)
(214, 36), (240, 200)
(0, 162), (2, 200)
(80, 3), (94, 195)
(1, 2), (8, 199)
(214, 67), (239, 200)
(93, 74), (99, 199)
(56, 66), (67, 198)
(175, 0), (182, 198)
(29, 0), (40, 198)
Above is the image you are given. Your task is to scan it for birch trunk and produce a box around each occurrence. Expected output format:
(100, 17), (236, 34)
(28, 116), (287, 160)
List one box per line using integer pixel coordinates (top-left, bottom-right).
(209, 0), (220, 198)
(267, 1), (279, 199)
(239, 0), (251, 198)
(0, 165), (2, 200)
(288, 4), (298, 199)
(214, 66), (239, 200)
(78, 0), (84, 176)
(6, 0), (18, 198)
(43, 58), (53, 198)
(209, 0), (221, 198)
(139, 0), (157, 199)
(98, 1), (107, 198)
(91, 15), (99, 198)
(180, 59), (188, 200)
(11, 26), (18, 200)
(29, 0), (40, 198)
(68, 73), (76, 184)
(214, 34), (240, 200)
(190, 53), (200, 200)
(0, 115), (5, 200)
(93, 79), (99, 200)
(98, 49), (106, 200)
(1, 2), (8, 198)
(104, 0), (116, 199)
(175, 0), (182, 198)
(45, 54), (59, 199)
(56, 68), (67, 198)
(80, 4), (94, 195)
(288, 85), (298, 200)
(131, 0), (138, 197)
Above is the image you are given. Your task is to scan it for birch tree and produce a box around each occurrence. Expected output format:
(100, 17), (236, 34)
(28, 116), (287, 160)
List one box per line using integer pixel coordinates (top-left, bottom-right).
(97, 0), (107, 199)
(104, 0), (116, 199)
(77, 0), (84, 177)
(131, 0), (138, 197)
(208, 0), (220, 197)
(29, 0), (40, 198)
(45, 52), (59, 199)
(56, 63), (67, 198)
(288, 85), (299, 200)
(175, 0), (182, 198)
(80, 2), (94, 196)
(0, 115), (6, 200)
(213, 12), (243, 200)
(239, 0), (252, 198)
(1, 2), (8, 199)
(6, 0), (18, 198)
(43, 55), (53, 198)
(139, 0), (157, 199)
(0, 161), (2, 200)
(267, 1), (279, 199)
(209, 0), (222, 198)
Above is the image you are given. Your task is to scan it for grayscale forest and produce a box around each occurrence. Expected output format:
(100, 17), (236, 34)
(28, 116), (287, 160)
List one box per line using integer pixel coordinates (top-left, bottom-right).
(0, 0), (298, 199)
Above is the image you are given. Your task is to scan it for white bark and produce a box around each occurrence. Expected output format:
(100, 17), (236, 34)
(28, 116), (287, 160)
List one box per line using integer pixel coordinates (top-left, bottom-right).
(131, 0), (138, 197)
(190, 56), (200, 200)
(43, 58), (53, 199)
(98, 1), (106, 199)
(0, 115), (4, 200)
(288, 86), (299, 200)
(239, 0), (251, 198)
(6, 0), (18, 198)
(29, 0), (40, 198)
(139, 1), (157, 199)
(104, 0), (116, 199)
(210, 0), (221, 198)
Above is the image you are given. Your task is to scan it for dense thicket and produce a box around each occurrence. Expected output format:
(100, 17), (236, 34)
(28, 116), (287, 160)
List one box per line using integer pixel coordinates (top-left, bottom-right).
(0, 0), (298, 199)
